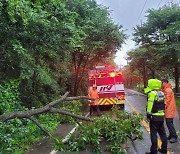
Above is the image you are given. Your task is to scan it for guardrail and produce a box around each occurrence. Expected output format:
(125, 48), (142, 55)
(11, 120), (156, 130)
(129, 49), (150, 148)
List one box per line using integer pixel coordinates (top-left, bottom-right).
(175, 93), (180, 97)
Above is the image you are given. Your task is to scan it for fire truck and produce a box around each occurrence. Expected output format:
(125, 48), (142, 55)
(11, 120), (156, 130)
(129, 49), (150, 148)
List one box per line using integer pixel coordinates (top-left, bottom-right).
(88, 65), (125, 109)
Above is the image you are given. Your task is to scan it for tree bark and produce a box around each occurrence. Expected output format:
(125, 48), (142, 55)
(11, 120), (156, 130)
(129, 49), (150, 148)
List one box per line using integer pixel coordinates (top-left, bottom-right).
(49, 108), (93, 122)
(0, 93), (94, 121)
(0, 92), (94, 136)
(141, 65), (147, 88)
(29, 117), (52, 137)
(148, 67), (155, 78)
(174, 66), (179, 93)
(73, 53), (84, 96)
(76, 54), (90, 93)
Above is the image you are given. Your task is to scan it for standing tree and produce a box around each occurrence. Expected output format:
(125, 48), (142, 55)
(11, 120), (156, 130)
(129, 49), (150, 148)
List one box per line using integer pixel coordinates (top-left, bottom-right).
(0, 0), (126, 107)
(133, 4), (180, 92)
(65, 0), (126, 96)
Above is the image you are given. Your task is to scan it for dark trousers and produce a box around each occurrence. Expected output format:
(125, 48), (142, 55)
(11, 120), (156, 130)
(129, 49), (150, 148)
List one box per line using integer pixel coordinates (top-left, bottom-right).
(150, 120), (167, 153)
(90, 105), (101, 116)
(166, 118), (178, 138)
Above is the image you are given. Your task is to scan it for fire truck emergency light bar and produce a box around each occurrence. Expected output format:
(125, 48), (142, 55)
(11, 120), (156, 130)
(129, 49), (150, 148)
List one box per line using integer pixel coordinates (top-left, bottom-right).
(88, 65), (122, 78)
(88, 72), (122, 78)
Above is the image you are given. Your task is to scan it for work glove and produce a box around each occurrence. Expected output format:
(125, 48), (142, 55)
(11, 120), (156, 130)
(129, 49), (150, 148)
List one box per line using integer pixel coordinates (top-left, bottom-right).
(146, 113), (152, 121)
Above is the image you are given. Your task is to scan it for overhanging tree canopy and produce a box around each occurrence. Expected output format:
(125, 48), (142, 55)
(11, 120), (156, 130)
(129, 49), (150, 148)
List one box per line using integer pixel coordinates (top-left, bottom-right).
(0, 0), (126, 107)
(132, 4), (180, 91)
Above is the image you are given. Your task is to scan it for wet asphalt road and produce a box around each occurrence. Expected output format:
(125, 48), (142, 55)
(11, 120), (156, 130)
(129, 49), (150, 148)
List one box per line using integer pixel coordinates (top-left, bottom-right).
(125, 89), (180, 154)
(26, 89), (180, 154)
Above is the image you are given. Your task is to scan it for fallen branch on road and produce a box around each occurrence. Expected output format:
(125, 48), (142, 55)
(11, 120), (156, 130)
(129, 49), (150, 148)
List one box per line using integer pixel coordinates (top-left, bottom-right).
(29, 116), (52, 137)
(49, 108), (93, 122)
(0, 92), (94, 137)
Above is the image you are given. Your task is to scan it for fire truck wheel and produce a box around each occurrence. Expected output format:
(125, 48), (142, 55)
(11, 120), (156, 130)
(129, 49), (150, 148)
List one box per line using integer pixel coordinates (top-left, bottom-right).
(119, 104), (124, 110)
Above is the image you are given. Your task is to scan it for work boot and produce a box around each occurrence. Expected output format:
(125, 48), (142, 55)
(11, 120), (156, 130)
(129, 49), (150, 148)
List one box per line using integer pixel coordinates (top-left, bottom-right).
(158, 148), (167, 154)
(169, 136), (177, 143)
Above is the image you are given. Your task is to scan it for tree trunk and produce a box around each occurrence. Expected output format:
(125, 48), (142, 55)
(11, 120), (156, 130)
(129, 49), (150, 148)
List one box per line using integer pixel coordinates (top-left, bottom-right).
(148, 67), (155, 78)
(174, 66), (179, 93)
(73, 66), (79, 96)
(73, 53), (84, 96)
(76, 54), (90, 94)
(72, 52), (78, 96)
(142, 66), (147, 88)
(32, 71), (38, 95)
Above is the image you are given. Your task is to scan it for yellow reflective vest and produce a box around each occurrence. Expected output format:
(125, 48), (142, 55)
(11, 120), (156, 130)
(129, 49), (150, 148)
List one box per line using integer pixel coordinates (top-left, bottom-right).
(146, 90), (165, 116)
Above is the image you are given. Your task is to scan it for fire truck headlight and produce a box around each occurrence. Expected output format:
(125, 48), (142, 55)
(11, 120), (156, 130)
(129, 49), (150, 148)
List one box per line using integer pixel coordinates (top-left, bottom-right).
(110, 72), (116, 77)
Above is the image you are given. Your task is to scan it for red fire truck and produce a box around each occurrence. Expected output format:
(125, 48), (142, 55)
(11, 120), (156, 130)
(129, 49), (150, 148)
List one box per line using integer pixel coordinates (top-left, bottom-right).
(88, 65), (125, 109)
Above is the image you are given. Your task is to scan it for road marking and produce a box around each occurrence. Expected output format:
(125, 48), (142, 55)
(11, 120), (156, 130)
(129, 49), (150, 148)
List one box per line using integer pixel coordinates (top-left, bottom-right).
(50, 113), (90, 154)
(50, 150), (57, 154)
(126, 99), (170, 154)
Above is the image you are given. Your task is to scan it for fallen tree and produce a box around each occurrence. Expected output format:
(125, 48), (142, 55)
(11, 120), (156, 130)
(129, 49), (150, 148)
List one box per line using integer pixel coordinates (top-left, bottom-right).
(0, 92), (93, 137)
(55, 107), (143, 154)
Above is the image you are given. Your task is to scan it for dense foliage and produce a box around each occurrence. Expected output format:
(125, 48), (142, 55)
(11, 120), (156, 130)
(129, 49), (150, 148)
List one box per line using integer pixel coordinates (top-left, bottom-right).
(0, 80), (82, 154)
(128, 3), (180, 91)
(175, 97), (180, 108)
(54, 107), (143, 154)
(0, 1), (125, 151)
(0, 0), (125, 107)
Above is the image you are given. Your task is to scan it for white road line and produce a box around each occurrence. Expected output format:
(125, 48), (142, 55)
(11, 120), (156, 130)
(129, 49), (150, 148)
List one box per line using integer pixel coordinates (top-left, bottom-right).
(49, 112), (90, 154)
(49, 150), (57, 154)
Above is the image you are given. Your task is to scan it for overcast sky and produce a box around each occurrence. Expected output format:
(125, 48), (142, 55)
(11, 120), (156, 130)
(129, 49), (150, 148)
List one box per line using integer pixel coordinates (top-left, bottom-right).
(95, 0), (180, 66)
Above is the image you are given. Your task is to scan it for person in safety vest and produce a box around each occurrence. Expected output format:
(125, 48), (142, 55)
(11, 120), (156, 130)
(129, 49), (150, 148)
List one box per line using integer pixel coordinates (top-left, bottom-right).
(162, 79), (178, 143)
(88, 84), (101, 116)
(145, 79), (167, 154)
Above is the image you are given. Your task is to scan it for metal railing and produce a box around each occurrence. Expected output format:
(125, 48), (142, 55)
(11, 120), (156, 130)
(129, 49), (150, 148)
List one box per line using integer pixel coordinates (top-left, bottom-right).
(175, 93), (180, 97)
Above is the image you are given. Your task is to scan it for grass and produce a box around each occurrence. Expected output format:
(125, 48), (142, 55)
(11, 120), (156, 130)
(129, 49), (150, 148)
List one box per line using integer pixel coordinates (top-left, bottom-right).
(176, 97), (180, 108)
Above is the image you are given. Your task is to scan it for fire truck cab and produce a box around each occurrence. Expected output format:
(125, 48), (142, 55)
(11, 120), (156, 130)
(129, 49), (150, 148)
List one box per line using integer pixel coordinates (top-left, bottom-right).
(88, 65), (125, 110)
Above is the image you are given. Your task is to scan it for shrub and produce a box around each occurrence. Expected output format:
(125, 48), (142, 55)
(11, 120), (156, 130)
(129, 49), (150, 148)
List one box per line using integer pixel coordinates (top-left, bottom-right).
(55, 107), (143, 154)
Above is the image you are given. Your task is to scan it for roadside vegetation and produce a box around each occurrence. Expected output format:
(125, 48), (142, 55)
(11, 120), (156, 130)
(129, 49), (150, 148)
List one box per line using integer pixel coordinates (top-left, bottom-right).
(0, 0), (179, 154)
(54, 107), (143, 154)
(176, 97), (180, 108)
(0, 0), (125, 153)
(0, 80), (82, 154)
(125, 3), (180, 92)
